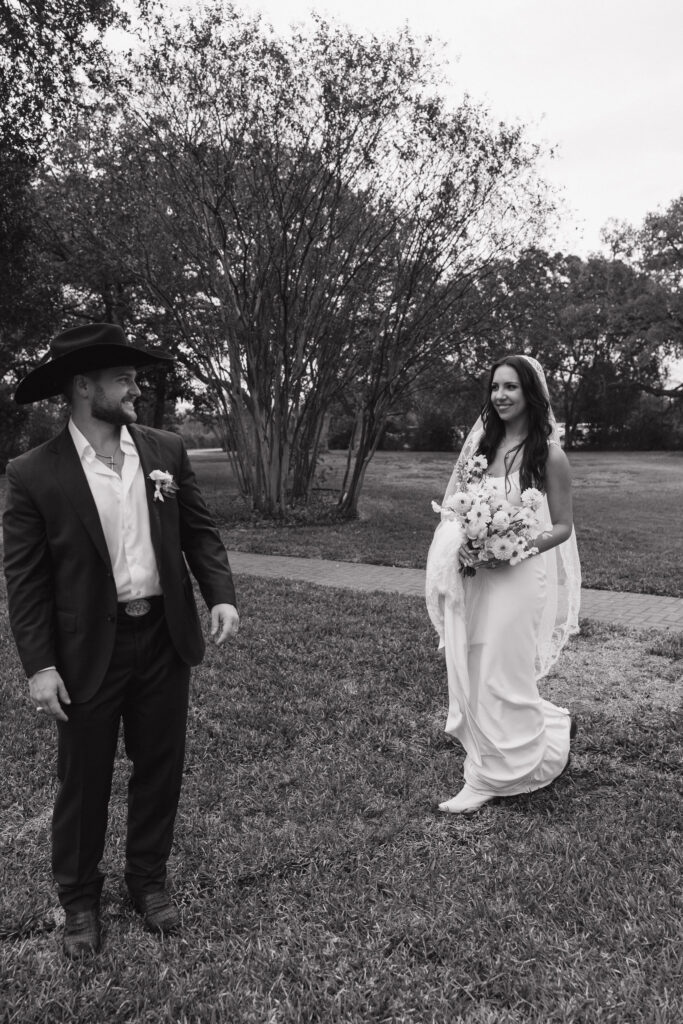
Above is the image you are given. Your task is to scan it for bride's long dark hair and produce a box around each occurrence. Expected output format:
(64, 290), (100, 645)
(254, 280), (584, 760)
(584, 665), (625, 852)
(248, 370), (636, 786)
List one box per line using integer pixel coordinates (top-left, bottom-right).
(477, 354), (552, 491)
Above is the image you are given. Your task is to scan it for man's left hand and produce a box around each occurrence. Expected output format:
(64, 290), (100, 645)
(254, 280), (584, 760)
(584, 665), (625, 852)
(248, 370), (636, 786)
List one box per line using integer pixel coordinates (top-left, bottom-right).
(210, 603), (239, 644)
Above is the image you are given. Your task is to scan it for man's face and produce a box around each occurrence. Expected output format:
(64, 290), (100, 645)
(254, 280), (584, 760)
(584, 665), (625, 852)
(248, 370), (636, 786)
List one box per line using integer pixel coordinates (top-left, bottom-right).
(88, 366), (141, 425)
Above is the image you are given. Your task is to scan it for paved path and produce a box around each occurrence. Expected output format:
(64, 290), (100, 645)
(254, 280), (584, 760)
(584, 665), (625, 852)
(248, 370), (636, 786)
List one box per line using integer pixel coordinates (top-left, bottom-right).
(228, 551), (683, 632)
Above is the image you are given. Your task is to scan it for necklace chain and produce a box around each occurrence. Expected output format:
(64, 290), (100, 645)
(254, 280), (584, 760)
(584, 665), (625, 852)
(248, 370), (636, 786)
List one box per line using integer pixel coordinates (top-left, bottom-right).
(94, 446), (122, 470)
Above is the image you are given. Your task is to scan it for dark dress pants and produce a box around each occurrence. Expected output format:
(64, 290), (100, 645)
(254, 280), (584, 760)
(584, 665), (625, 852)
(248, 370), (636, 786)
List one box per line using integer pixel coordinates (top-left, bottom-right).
(52, 606), (191, 911)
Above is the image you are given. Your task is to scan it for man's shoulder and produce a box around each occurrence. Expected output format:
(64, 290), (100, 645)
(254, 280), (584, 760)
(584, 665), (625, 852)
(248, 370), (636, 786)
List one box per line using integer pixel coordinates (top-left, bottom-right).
(131, 424), (185, 451)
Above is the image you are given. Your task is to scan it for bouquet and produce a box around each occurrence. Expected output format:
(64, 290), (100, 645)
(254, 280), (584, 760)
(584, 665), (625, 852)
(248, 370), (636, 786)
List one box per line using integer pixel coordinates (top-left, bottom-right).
(432, 455), (542, 576)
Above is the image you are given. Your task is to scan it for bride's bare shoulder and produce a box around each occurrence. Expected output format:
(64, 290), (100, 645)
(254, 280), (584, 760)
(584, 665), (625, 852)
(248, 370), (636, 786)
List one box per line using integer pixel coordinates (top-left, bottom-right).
(546, 440), (571, 476)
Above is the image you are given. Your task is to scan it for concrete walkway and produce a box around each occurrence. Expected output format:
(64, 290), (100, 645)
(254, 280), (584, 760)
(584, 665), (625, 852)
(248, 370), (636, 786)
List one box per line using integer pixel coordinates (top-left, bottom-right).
(228, 551), (683, 632)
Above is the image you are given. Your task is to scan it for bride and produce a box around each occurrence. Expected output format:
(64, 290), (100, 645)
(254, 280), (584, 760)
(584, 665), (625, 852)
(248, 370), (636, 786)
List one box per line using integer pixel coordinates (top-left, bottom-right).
(425, 354), (581, 814)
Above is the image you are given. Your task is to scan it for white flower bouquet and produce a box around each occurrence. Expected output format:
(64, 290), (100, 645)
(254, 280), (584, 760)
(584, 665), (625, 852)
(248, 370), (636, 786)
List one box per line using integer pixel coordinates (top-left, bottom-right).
(432, 455), (543, 576)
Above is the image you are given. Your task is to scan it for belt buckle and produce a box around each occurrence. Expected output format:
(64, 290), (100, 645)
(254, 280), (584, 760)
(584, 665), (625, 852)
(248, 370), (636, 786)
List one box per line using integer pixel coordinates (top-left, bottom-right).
(124, 598), (151, 617)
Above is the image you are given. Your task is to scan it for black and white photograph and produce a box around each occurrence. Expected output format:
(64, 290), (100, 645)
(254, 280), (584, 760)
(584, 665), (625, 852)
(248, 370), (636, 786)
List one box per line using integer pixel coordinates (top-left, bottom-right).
(1, 1), (681, 1021)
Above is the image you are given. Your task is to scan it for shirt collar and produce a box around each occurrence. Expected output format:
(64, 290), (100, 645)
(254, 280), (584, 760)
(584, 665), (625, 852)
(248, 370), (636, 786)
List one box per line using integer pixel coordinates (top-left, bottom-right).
(68, 420), (136, 463)
(119, 426), (137, 454)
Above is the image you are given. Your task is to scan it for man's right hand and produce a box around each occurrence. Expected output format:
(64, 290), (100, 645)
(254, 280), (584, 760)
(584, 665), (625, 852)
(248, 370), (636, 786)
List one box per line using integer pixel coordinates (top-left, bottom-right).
(29, 669), (71, 722)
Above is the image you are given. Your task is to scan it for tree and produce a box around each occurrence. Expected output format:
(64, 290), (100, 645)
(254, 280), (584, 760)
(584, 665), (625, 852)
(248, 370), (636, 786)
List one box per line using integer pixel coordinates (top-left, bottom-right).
(40, 2), (554, 515)
(0, 148), (62, 467)
(550, 256), (683, 444)
(448, 245), (683, 447)
(636, 196), (683, 288)
(603, 196), (683, 402)
(0, 0), (125, 158)
(0, 0), (132, 454)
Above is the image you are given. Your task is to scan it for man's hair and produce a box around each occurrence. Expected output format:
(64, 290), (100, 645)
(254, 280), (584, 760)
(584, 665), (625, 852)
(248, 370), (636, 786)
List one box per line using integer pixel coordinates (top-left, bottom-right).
(62, 378), (75, 403)
(62, 370), (101, 404)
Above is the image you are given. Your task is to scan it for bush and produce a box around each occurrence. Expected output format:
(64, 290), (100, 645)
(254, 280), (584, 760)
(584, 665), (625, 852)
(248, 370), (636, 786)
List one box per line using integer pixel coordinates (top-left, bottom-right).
(328, 413), (355, 450)
(176, 415), (223, 449)
(411, 407), (458, 451)
(604, 397), (683, 450)
(0, 388), (65, 470)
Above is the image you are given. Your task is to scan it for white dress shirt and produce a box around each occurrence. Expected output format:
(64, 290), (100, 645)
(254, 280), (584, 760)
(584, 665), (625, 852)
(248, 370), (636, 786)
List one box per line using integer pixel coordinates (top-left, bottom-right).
(68, 420), (162, 602)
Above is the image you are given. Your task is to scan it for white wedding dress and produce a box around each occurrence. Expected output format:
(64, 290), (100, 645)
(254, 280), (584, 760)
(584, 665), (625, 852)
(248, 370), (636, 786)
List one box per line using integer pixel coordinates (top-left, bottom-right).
(432, 470), (572, 799)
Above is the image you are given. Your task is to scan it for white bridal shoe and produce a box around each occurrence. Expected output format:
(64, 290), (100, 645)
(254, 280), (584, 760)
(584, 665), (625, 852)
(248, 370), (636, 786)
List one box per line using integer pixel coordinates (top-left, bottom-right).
(438, 784), (494, 815)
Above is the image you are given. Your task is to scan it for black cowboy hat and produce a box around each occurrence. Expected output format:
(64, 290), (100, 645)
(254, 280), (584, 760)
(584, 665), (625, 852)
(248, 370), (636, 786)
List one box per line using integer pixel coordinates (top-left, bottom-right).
(14, 323), (174, 405)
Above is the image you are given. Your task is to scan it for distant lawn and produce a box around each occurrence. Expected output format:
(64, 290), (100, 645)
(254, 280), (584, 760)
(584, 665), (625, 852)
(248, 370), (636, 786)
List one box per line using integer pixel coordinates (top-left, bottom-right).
(0, 449), (680, 596)
(188, 449), (683, 598)
(1, 577), (681, 1023)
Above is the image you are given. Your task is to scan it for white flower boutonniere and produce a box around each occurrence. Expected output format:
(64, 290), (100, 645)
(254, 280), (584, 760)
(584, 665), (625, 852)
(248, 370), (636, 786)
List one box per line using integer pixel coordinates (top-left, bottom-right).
(149, 469), (179, 502)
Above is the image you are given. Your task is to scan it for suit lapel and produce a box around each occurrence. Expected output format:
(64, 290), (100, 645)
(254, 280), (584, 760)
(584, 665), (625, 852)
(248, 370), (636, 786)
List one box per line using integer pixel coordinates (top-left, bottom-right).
(51, 427), (111, 567)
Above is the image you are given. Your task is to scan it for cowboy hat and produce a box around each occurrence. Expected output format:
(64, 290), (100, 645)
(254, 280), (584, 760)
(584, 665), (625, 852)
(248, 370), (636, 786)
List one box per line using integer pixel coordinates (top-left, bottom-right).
(14, 323), (174, 404)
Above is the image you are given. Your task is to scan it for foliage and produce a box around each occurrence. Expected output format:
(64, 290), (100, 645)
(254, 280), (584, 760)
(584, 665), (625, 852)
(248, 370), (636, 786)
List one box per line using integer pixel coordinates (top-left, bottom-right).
(0, 0), (124, 158)
(0, 392), (66, 470)
(0, 386), (28, 470)
(407, 362), (484, 451)
(548, 255), (681, 445)
(9, 151), (199, 427)
(450, 247), (683, 447)
(613, 393), (683, 450)
(0, 0), (135, 457)
(603, 195), (683, 403)
(0, 146), (63, 401)
(0, 575), (681, 1022)
(38, 0), (553, 516)
(410, 406), (459, 451)
(628, 194), (683, 289)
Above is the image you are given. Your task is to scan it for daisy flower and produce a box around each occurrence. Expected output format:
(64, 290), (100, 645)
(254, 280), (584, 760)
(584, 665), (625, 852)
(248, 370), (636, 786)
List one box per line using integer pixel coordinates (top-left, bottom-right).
(521, 487), (543, 509)
(447, 492), (474, 513)
(491, 509), (511, 530)
(466, 455), (488, 477)
(509, 538), (530, 565)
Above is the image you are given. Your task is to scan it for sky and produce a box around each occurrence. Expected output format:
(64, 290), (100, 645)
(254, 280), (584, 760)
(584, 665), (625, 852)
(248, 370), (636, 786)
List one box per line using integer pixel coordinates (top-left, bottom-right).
(158, 0), (683, 258)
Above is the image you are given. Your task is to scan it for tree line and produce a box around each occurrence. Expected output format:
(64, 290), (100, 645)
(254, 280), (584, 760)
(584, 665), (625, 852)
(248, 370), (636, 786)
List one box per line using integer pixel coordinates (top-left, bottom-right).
(2, 0), (682, 517)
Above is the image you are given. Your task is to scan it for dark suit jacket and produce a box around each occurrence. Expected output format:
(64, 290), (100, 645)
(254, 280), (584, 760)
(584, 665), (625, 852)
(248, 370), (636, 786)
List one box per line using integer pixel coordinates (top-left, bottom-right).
(3, 424), (236, 702)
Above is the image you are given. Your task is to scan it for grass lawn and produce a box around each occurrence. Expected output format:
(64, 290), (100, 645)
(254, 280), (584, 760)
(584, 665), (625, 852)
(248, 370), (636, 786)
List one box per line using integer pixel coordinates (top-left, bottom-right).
(1, 576), (681, 1023)
(187, 449), (683, 598)
(0, 449), (681, 597)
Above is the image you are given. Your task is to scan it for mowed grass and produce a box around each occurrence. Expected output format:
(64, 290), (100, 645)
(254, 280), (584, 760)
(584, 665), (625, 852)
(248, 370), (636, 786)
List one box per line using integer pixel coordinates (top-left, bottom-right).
(189, 449), (683, 598)
(0, 449), (680, 596)
(1, 576), (682, 1024)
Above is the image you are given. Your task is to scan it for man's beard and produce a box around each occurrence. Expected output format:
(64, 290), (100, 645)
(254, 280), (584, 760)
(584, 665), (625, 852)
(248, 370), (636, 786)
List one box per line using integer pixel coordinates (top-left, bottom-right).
(91, 387), (137, 425)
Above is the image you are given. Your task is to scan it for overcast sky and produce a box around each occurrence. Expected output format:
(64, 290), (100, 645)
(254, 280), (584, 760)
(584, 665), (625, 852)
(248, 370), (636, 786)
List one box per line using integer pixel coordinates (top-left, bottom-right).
(161, 0), (682, 258)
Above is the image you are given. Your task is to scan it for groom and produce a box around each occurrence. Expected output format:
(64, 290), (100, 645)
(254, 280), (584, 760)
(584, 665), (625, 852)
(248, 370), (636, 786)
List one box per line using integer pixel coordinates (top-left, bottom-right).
(3, 323), (239, 957)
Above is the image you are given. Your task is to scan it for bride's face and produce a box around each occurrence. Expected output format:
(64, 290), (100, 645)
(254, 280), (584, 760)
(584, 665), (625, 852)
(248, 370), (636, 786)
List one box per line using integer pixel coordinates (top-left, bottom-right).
(491, 365), (527, 425)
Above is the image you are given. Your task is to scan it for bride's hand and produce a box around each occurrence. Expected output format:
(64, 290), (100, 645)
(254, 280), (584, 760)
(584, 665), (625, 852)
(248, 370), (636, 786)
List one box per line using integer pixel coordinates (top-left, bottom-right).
(458, 546), (478, 568)
(459, 548), (501, 571)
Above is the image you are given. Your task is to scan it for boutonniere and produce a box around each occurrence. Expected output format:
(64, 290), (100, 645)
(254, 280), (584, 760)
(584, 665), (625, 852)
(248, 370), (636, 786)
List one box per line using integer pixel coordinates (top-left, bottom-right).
(149, 469), (179, 502)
